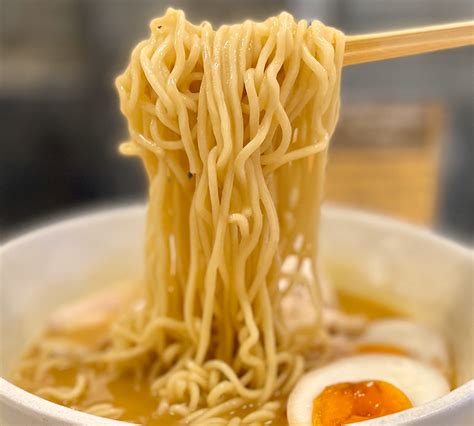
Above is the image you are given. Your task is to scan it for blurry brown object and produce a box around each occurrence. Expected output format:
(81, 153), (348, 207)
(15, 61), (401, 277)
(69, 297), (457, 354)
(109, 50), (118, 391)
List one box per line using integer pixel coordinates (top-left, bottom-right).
(325, 104), (444, 225)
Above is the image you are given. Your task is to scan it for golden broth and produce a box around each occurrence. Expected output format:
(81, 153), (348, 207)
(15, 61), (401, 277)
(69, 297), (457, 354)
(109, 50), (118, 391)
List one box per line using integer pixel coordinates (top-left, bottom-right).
(337, 292), (401, 319)
(15, 365), (285, 425)
(13, 291), (399, 426)
(14, 313), (289, 424)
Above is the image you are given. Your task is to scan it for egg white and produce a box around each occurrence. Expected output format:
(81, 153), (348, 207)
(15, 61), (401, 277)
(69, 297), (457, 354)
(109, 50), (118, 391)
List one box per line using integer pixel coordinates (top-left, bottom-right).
(356, 319), (450, 373)
(287, 354), (450, 426)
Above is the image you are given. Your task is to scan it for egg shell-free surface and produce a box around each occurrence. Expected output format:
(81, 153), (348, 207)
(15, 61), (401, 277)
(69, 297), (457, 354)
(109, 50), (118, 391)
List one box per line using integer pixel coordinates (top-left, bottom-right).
(287, 354), (450, 425)
(356, 319), (450, 373)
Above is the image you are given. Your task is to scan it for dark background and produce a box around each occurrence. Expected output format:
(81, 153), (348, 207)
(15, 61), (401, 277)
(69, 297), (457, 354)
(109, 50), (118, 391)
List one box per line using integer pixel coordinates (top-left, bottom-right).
(1, 0), (473, 242)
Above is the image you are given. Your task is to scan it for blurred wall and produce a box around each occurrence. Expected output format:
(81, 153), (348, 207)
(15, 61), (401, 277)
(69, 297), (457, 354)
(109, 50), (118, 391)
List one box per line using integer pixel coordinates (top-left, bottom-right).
(1, 0), (473, 241)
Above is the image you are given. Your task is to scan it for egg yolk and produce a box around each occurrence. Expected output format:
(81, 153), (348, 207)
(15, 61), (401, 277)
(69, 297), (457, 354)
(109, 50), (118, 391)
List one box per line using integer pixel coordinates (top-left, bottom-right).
(356, 343), (408, 356)
(312, 380), (413, 426)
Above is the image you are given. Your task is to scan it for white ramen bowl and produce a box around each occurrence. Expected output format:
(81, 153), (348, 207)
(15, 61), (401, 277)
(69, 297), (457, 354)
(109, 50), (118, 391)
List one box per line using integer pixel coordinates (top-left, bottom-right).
(1, 205), (473, 425)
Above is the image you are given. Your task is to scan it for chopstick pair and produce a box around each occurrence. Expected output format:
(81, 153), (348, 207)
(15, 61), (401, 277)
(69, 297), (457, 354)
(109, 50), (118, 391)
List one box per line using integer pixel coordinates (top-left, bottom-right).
(344, 21), (474, 66)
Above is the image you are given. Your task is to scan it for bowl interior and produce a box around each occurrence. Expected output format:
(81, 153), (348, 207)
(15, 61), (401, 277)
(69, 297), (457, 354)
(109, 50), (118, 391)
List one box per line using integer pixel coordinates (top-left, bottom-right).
(1, 207), (144, 375)
(1, 205), (472, 423)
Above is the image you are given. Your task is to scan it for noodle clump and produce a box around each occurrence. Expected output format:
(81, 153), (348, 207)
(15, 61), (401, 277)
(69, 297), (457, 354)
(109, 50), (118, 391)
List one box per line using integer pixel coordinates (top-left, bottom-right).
(14, 8), (345, 424)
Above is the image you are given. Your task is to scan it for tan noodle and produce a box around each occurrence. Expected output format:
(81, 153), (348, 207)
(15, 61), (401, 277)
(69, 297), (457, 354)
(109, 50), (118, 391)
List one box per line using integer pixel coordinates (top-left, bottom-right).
(13, 8), (345, 424)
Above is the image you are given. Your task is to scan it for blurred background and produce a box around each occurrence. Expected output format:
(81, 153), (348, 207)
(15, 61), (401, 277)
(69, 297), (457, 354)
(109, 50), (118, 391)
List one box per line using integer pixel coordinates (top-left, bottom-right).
(1, 0), (473, 242)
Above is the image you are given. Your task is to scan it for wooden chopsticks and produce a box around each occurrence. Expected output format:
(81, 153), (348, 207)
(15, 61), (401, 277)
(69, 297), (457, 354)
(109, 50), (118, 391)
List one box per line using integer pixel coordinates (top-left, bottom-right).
(344, 21), (474, 66)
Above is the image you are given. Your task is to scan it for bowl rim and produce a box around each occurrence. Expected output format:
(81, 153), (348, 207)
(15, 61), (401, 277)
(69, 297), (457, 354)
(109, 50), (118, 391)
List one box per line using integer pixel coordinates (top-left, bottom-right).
(1, 204), (472, 425)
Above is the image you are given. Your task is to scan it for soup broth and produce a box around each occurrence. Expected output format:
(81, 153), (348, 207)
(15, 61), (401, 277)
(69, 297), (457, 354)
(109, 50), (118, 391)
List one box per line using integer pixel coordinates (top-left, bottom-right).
(13, 291), (397, 425)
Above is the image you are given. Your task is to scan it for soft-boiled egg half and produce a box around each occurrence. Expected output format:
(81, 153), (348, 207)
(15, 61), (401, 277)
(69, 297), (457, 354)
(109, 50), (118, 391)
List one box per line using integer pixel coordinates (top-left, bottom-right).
(355, 319), (450, 375)
(287, 354), (450, 426)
